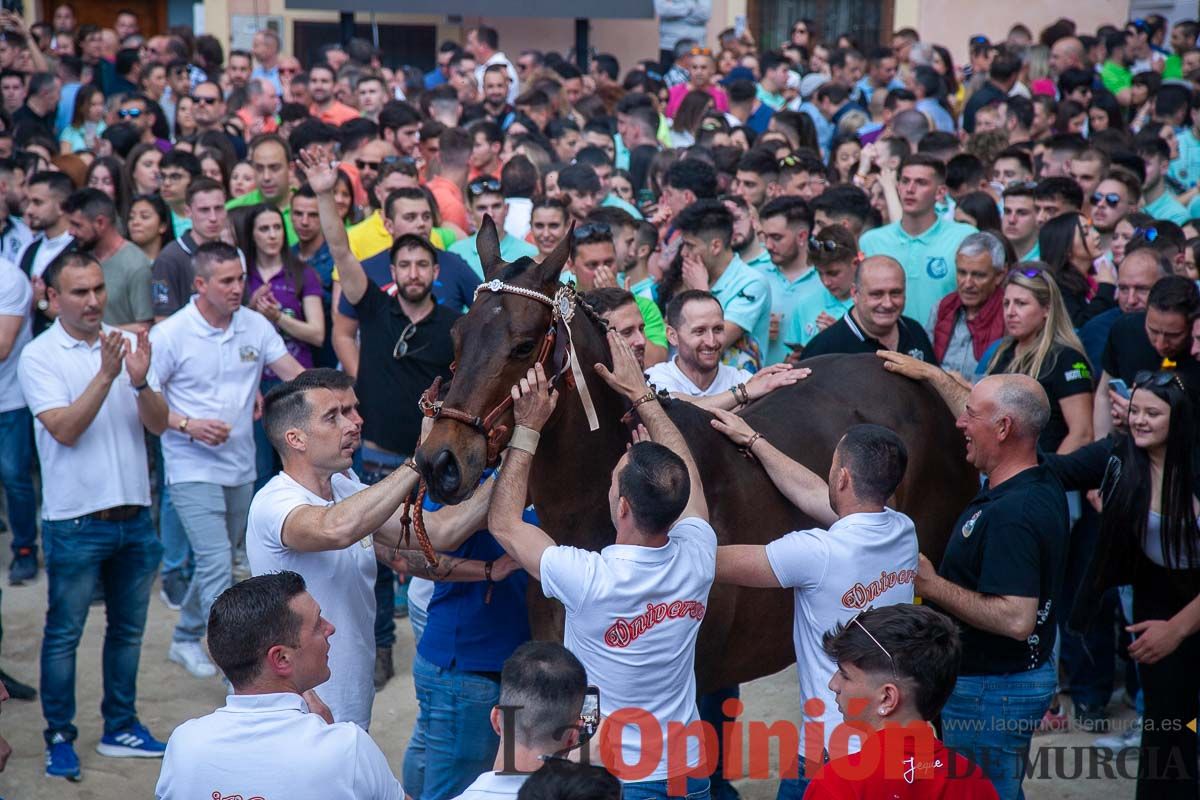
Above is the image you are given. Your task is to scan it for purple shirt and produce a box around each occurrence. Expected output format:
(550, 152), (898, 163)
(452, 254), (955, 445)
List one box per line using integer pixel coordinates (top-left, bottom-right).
(247, 263), (322, 379)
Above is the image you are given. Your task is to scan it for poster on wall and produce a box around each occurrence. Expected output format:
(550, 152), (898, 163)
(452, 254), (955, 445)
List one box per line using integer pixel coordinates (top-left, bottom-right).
(231, 15), (286, 51)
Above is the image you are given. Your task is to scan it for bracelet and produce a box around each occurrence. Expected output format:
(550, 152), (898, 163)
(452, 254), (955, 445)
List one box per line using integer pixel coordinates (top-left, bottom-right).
(739, 431), (764, 461)
(629, 389), (659, 411)
(402, 459), (420, 475)
(132, 381), (149, 392)
(508, 425), (541, 455)
(734, 383), (750, 406)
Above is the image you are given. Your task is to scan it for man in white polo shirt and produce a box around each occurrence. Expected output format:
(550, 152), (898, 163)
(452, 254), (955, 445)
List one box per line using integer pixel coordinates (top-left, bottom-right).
(155, 571), (404, 800)
(17, 251), (171, 780)
(490, 332), (714, 800)
(247, 372), (510, 730)
(707, 414), (918, 800)
(151, 241), (303, 680)
(454, 641), (588, 800)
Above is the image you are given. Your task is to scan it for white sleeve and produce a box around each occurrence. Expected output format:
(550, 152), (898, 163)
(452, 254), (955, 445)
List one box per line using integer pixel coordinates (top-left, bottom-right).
(148, 323), (177, 388)
(0, 264), (30, 317)
(247, 483), (298, 557)
(540, 545), (601, 613)
(764, 529), (830, 590)
(353, 728), (405, 800)
(18, 343), (70, 416)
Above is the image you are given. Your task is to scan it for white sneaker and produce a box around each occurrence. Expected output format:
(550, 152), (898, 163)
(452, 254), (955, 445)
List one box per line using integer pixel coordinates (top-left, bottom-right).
(168, 640), (217, 678)
(1093, 719), (1141, 753)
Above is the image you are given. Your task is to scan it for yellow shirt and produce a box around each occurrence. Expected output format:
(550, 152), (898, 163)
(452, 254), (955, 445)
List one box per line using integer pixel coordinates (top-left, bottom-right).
(333, 210), (446, 281)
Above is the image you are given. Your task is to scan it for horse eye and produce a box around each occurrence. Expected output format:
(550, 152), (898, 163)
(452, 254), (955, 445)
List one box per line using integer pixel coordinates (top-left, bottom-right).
(510, 341), (537, 358)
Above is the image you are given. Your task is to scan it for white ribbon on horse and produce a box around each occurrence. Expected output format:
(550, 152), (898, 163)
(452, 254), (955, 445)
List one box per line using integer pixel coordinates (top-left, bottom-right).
(553, 286), (600, 432)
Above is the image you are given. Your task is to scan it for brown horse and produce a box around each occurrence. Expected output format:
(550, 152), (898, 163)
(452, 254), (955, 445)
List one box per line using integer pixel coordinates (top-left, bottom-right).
(416, 217), (978, 692)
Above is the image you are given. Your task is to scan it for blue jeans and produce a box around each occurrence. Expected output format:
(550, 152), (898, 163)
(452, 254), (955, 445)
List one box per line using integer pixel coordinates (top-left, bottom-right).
(170, 482), (253, 643)
(698, 686), (741, 800)
(40, 508), (161, 743)
(624, 777), (711, 800)
(775, 755), (819, 800)
(940, 660), (1057, 800)
(0, 408), (36, 554)
(252, 378), (282, 494)
(404, 652), (501, 800)
(361, 448), (406, 651)
(153, 439), (190, 576)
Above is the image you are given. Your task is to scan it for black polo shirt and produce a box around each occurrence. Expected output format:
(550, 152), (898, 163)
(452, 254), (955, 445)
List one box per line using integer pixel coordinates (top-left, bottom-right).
(800, 307), (935, 362)
(934, 465), (1069, 675)
(353, 279), (458, 454)
(1101, 311), (1200, 390)
(988, 345), (1093, 453)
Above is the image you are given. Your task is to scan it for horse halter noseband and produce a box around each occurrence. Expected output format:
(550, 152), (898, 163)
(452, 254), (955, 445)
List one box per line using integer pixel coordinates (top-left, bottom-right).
(418, 279), (600, 465)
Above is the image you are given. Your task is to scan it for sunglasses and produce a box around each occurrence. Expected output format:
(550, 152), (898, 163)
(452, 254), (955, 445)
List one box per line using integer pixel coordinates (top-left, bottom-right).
(279, 67), (300, 75)
(1091, 192), (1122, 207)
(356, 159), (383, 171)
(808, 238), (838, 253)
(467, 178), (502, 196)
(1134, 370), (1186, 393)
(118, 107), (143, 119)
(192, 96), (220, 106)
(1006, 180), (1038, 190)
(1134, 226), (1160, 242)
(573, 222), (612, 239)
(393, 321), (420, 360)
(847, 607), (898, 679)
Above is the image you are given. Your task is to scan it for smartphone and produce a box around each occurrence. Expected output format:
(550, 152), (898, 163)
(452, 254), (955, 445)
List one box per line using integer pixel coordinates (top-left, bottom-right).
(1109, 378), (1130, 400)
(580, 686), (600, 737)
(636, 189), (656, 210)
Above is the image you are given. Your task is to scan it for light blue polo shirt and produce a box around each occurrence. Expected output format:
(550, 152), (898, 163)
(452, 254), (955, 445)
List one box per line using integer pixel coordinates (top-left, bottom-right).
(1143, 191), (1190, 226)
(755, 262), (825, 365)
(859, 217), (976, 327)
(1019, 242), (1041, 262)
(1171, 128), (1200, 187)
(709, 254), (772, 365)
(784, 290), (854, 347)
(450, 232), (539, 280)
(742, 249), (773, 271)
(601, 193), (644, 220)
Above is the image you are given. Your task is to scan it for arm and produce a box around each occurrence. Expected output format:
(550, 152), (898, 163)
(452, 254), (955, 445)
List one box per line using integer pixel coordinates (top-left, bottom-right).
(36, 331), (126, 447)
(709, 407), (837, 526)
(689, 364), (809, 412)
(489, 445), (558, 579)
(877, 350), (969, 418)
(375, 476), (495, 553)
(267, 354), (305, 381)
(299, 147), (369, 306)
(1093, 371), (1117, 439)
(375, 543), (521, 583)
(260, 293), (325, 347)
(719, 321), (746, 352)
(331, 307), (361, 378)
(123, 329), (169, 435)
(715, 544), (784, 588)
(1055, 393), (1094, 454)
(595, 330), (708, 521)
(280, 465), (420, 552)
(0, 313), (20, 360)
(1128, 589), (1200, 664)
(915, 554), (1040, 640)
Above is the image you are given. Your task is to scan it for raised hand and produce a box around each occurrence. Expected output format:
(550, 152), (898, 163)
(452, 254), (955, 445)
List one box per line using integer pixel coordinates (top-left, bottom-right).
(594, 330), (651, 401)
(511, 363), (559, 432)
(592, 264), (619, 289)
(98, 330), (126, 381)
(125, 329), (152, 387)
(297, 145), (340, 195)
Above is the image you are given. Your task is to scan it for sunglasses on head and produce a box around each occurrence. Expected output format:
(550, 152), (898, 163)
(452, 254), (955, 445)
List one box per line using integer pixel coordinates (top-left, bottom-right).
(467, 178), (502, 196)
(846, 607), (898, 680)
(689, 47), (713, 56)
(1134, 226), (1160, 242)
(969, 35), (990, 45)
(808, 238), (838, 253)
(1010, 265), (1046, 280)
(1091, 192), (1122, 207)
(1134, 370), (1186, 393)
(118, 107), (143, 119)
(573, 222), (611, 239)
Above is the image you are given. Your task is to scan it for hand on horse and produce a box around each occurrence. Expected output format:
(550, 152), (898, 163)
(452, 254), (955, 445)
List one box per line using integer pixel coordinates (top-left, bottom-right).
(297, 144), (340, 195)
(709, 407), (758, 447)
(629, 423), (651, 447)
(512, 363), (559, 432)
(594, 330), (651, 401)
(877, 350), (936, 382)
(746, 363), (810, 400)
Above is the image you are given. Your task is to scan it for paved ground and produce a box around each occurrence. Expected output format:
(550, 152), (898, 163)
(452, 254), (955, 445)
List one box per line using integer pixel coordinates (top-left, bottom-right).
(0, 563), (1136, 799)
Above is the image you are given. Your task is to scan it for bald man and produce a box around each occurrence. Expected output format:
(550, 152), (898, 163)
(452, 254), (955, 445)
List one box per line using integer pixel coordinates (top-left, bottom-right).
(1049, 37), (1085, 76)
(874, 361), (1067, 800)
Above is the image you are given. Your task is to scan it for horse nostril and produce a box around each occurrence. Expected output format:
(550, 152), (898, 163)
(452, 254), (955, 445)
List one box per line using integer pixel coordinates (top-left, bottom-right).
(433, 448), (461, 494)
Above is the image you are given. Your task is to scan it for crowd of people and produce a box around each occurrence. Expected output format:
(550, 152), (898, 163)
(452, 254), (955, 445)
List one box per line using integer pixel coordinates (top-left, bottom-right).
(0, 4), (1199, 800)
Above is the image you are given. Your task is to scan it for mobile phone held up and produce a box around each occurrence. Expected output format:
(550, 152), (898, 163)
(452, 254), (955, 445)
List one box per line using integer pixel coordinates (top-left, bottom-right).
(580, 686), (600, 738)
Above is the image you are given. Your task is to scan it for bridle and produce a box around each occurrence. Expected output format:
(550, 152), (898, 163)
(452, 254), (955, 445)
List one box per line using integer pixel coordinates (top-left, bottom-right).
(418, 278), (600, 465)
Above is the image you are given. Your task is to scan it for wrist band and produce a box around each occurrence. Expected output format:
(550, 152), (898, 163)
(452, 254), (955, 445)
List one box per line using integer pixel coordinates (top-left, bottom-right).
(402, 459), (420, 475)
(734, 383), (750, 405)
(630, 389), (659, 411)
(740, 431), (764, 461)
(509, 425), (541, 455)
(132, 382), (149, 392)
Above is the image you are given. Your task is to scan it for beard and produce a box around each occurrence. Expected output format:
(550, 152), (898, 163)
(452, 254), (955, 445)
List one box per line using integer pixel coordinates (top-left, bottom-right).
(399, 282), (433, 304)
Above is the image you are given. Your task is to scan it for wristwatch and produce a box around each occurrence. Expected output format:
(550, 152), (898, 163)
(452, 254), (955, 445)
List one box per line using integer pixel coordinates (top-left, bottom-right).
(178, 417), (190, 433)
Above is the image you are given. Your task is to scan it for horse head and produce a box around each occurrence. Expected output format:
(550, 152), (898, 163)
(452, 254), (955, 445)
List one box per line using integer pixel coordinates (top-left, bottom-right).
(417, 215), (574, 504)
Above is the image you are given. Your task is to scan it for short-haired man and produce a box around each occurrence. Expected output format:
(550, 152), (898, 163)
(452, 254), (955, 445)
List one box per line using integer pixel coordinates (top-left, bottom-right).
(490, 332), (714, 800)
(929, 232), (1006, 377)
(18, 252), (170, 778)
(226, 48), (252, 91)
(63, 188), (153, 331)
(802, 256), (935, 363)
(151, 177), (232, 321)
(467, 25), (519, 105)
(1078, 248), (1172, 369)
(756, 196), (825, 365)
(308, 62), (358, 126)
(708, 415), (918, 800)
(1090, 169), (1140, 253)
(870, 368), (1067, 800)
(227, 134), (298, 244)
(810, 186), (872, 238)
(770, 153), (828, 202)
(805, 605), (998, 798)
(1069, 148), (1110, 213)
(356, 74), (388, 122)
(646, 290), (800, 410)
(158, 149), (202, 238)
(732, 149), (778, 211)
(859, 155), (976, 326)
(291, 184), (335, 323)
(455, 642), (588, 800)
(1001, 185), (1040, 262)
(427, 126), (473, 232)
(154, 572), (404, 799)
(674, 199), (772, 367)
(18, 171), (75, 335)
(990, 147), (1033, 186)
(449, 177), (538, 279)
(1033, 177), (1084, 228)
(1136, 133), (1189, 225)
(151, 242), (304, 680)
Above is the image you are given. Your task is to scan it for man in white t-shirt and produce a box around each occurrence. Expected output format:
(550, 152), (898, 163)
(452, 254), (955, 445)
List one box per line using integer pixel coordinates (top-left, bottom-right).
(247, 370), (512, 730)
(708, 412), (918, 800)
(489, 331), (715, 800)
(155, 571), (404, 800)
(0, 256), (38, 586)
(151, 241), (304, 680)
(454, 641), (588, 800)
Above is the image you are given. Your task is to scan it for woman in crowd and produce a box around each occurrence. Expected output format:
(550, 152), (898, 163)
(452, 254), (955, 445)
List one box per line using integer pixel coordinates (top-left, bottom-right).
(86, 155), (131, 219)
(229, 161), (257, 198)
(197, 150), (229, 192)
(829, 133), (862, 184)
(127, 193), (175, 263)
(1039, 211), (1113, 325)
(1112, 211), (1154, 265)
(953, 191), (1004, 234)
(59, 84), (106, 154)
(173, 95), (197, 140)
(981, 265), (1094, 454)
(1044, 370), (1200, 800)
(124, 142), (162, 197)
(668, 90), (714, 149)
(529, 197), (570, 260)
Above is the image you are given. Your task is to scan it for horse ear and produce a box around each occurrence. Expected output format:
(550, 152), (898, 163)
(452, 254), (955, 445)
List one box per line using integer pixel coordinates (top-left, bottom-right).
(537, 221), (574, 286)
(478, 215), (504, 280)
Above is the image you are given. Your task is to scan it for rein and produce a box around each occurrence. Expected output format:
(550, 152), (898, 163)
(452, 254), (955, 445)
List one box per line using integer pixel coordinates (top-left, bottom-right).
(418, 278), (601, 466)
